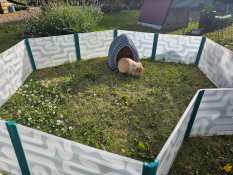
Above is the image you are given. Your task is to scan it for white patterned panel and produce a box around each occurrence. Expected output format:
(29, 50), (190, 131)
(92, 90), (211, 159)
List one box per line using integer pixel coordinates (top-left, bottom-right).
(190, 89), (233, 136)
(17, 125), (143, 175)
(118, 30), (154, 58)
(0, 40), (33, 107)
(156, 91), (199, 175)
(79, 30), (113, 60)
(0, 120), (21, 175)
(156, 34), (202, 63)
(198, 38), (233, 88)
(29, 34), (76, 69)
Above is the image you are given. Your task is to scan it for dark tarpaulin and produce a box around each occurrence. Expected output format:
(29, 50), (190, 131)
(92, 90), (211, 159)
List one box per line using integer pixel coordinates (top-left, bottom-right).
(138, 0), (173, 25)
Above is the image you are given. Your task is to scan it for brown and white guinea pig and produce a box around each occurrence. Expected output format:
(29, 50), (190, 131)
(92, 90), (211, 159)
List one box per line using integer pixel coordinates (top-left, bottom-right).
(118, 57), (143, 76)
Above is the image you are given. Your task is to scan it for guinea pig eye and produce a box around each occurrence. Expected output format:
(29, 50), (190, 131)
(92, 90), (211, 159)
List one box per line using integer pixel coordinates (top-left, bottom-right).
(139, 70), (141, 72)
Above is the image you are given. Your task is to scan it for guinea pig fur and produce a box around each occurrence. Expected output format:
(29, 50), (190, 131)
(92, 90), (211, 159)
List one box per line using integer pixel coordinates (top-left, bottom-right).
(118, 57), (143, 76)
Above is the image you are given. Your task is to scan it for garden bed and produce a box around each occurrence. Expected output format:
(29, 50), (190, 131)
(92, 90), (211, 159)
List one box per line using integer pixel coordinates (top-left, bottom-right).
(0, 57), (216, 166)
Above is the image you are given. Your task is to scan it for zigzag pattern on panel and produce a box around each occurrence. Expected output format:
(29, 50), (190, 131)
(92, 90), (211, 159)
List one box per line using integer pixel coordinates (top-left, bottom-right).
(29, 35), (76, 69)
(118, 30), (154, 58)
(156, 34), (202, 63)
(156, 92), (197, 175)
(0, 120), (21, 175)
(0, 41), (33, 107)
(79, 30), (113, 60)
(198, 38), (233, 88)
(17, 125), (143, 175)
(190, 89), (233, 136)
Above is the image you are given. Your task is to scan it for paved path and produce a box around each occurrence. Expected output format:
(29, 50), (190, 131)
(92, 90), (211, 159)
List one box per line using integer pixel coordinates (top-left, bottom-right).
(0, 7), (40, 24)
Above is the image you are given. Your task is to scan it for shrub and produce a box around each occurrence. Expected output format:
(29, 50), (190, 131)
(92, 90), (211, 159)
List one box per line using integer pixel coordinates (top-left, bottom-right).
(122, 0), (144, 10)
(101, 0), (123, 14)
(24, 2), (103, 37)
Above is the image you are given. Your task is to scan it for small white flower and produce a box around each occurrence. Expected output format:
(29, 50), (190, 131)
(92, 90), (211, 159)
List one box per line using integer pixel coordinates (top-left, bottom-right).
(60, 115), (63, 118)
(19, 88), (22, 91)
(41, 95), (44, 98)
(17, 110), (22, 115)
(69, 126), (73, 130)
(53, 112), (55, 114)
(26, 94), (29, 97)
(36, 81), (39, 83)
(37, 126), (40, 128)
(47, 111), (49, 114)
(35, 110), (38, 112)
(42, 102), (45, 105)
(31, 106), (34, 108)
(54, 106), (56, 109)
(49, 130), (52, 133)
(25, 106), (27, 108)
(29, 98), (32, 102)
(61, 128), (65, 131)
(34, 101), (36, 104)
(55, 129), (58, 131)
(30, 79), (32, 81)
(31, 94), (34, 96)
(45, 99), (48, 102)
(69, 95), (72, 98)
(22, 94), (25, 96)
(30, 91), (32, 93)
(23, 91), (26, 93)
(25, 85), (28, 88)
(67, 88), (70, 91)
(28, 118), (32, 121)
(38, 100), (41, 103)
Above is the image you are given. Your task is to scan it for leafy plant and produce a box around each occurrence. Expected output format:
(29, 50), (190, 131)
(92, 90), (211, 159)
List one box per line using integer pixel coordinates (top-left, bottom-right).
(101, 0), (123, 14)
(24, 2), (103, 36)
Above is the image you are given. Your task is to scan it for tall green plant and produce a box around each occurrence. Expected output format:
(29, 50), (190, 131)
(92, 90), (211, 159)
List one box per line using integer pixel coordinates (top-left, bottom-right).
(24, 2), (103, 36)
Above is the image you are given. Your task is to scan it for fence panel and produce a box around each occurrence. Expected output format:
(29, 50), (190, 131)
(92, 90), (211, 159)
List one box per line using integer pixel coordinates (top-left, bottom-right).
(190, 89), (233, 136)
(198, 38), (233, 88)
(29, 34), (76, 69)
(0, 40), (33, 107)
(17, 124), (143, 175)
(79, 30), (113, 60)
(155, 34), (202, 63)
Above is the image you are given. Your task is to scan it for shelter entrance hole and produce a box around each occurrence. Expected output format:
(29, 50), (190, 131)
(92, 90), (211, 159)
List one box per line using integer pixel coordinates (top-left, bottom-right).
(116, 46), (134, 66)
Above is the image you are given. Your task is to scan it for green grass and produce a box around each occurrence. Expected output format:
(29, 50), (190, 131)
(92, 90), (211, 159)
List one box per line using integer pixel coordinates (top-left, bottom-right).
(0, 9), (233, 175)
(0, 21), (25, 53)
(1, 57), (232, 174)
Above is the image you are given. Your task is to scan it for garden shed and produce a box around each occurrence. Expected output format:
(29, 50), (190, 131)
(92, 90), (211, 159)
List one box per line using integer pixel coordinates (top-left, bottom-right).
(138, 0), (215, 30)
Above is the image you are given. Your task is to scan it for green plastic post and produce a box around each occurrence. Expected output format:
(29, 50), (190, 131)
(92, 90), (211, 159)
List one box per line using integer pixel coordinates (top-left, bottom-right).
(195, 37), (206, 65)
(24, 39), (36, 70)
(74, 33), (81, 61)
(185, 90), (205, 138)
(6, 121), (31, 175)
(114, 29), (118, 39)
(151, 33), (159, 60)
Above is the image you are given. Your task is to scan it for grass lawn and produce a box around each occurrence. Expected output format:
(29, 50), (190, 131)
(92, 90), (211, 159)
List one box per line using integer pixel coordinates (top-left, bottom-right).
(2, 57), (232, 175)
(0, 9), (233, 175)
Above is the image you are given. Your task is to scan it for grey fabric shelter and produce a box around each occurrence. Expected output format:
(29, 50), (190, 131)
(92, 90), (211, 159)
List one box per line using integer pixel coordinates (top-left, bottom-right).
(108, 34), (140, 70)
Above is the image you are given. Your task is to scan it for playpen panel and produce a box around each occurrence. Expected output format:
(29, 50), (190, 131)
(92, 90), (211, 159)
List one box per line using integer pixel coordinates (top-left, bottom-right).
(0, 120), (22, 175)
(190, 89), (233, 136)
(118, 30), (154, 58)
(29, 34), (76, 69)
(16, 124), (143, 175)
(0, 40), (33, 107)
(156, 91), (199, 175)
(155, 34), (202, 64)
(198, 38), (233, 88)
(79, 30), (113, 60)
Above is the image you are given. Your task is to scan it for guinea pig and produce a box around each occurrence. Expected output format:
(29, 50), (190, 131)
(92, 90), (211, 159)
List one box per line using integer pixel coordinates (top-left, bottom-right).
(118, 57), (143, 76)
